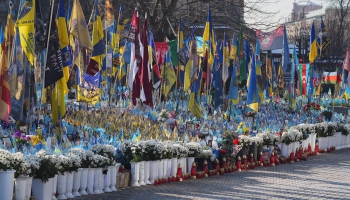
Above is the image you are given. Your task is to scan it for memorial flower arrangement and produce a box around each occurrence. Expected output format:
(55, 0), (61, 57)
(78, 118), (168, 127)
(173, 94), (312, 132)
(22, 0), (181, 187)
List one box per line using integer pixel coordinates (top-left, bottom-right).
(14, 130), (31, 147)
(10, 152), (37, 178)
(163, 142), (175, 159)
(0, 149), (12, 171)
(281, 128), (301, 145)
(257, 132), (277, 146)
(201, 147), (216, 161)
(91, 154), (110, 168)
(337, 123), (350, 136)
(68, 148), (91, 168)
(303, 102), (321, 111)
(66, 153), (82, 172)
(91, 144), (116, 165)
(34, 150), (59, 182)
(185, 142), (203, 157)
(238, 135), (252, 147)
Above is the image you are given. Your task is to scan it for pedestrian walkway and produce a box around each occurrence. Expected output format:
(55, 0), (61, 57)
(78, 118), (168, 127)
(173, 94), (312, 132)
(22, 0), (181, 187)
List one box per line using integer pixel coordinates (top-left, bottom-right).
(82, 148), (350, 200)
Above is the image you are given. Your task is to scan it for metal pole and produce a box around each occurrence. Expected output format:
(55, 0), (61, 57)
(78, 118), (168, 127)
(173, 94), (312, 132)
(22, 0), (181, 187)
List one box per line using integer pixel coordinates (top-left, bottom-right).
(39, 0), (56, 112)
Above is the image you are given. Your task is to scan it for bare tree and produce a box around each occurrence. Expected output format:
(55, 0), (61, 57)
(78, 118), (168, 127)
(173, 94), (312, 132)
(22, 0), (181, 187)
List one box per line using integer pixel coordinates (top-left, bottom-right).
(79, 0), (281, 42)
(325, 0), (350, 65)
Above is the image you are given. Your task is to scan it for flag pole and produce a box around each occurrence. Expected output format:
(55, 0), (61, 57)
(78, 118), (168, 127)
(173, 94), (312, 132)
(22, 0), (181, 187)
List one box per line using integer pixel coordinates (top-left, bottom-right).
(39, 0), (55, 113)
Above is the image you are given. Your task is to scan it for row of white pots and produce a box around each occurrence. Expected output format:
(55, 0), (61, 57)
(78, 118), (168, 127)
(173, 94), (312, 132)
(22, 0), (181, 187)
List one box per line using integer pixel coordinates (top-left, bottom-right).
(281, 133), (317, 157)
(130, 157), (195, 186)
(0, 163), (121, 200)
(318, 132), (350, 151)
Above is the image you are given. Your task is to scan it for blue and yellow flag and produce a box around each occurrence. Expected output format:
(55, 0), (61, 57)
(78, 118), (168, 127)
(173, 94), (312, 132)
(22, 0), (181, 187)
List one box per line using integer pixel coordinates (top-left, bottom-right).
(223, 33), (229, 82)
(91, 0), (105, 67)
(255, 38), (264, 103)
(189, 70), (202, 119)
(213, 40), (223, 110)
(229, 33), (237, 61)
(229, 65), (239, 104)
(16, 0), (35, 66)
(282, 25), (290, 72)
(203, 6), (215, 64)
(247, 55), (259, 112)
(69, 0), (92, 50)
(162, 51), (176, 96)
(309, 21), (318, 64)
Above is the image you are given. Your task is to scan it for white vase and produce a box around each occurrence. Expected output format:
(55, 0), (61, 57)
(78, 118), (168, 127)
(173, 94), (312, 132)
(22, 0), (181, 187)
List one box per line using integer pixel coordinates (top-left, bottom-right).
(302, 139), (307, 150)
(157, 160), (163, 179)
(138, 161), (146, 185)
(103, 167), (111, 192)
(79, 168), (88, 195)
(310, 133), (316, 151)
(347, 135), (350, 147)
(162, 159), (167, 179)
(187, 157), (195, 173)
(65, 172), (74, 198)
(110, 163), (120, 191)
(0, 170), (15, 200)
(57, 172), (67, 199)
(318, 137), (327, 151)
(144, 161), (151, 185)
(32, 178), (53, 200)
(166, 159), (172, 178)
(86, 168), (95, 194)
(99, 169), (104, 194)
(182, 158), (187, 174)
(14, 176), (27, 200)
(171, 158), (177, 177)
(130, 162), (140, 186)
(26, 176), (33, 200)
(94, 168), (102, 194)
(293, 142), (299, 153)
(341, 134), (347, 149)
(149, 161), (158, 184)
(281, 143), (288, 157)
(51, 175), (57, 200)
(72, 168), (82, 197)
(334, 132), (341, 148)
(327, 136), (332, 149)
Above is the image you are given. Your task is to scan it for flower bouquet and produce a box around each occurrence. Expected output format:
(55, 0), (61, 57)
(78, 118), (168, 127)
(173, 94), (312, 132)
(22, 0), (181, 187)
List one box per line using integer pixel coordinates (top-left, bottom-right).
(185, 142), (203, 158)
(68, 148), (92, 168)
(0, 149), (12, 171)
(303, 102), (321, 112)
(34, 150), (59, 183)
(14, 130), (31, 150)
(91, 144), (116, 166)
(10, 153), (40, 178)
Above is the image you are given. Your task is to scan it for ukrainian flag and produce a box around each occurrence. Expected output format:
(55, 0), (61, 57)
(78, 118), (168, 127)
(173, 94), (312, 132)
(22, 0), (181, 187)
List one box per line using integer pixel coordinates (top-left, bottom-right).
(91, 0), (105, 68)
(309, 21), (318, 63)
(203, 6), (215, 64)
(229, 33), (237, 61)
(228, 65), (239, 104)
(246, 55), (259, 112)
(162, 51), (176, 96)
(16, 0), (35, 66)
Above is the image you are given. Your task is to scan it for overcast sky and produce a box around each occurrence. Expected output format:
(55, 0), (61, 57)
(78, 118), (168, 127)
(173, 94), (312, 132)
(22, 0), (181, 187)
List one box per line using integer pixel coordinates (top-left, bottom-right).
(268, 0), (329, 22)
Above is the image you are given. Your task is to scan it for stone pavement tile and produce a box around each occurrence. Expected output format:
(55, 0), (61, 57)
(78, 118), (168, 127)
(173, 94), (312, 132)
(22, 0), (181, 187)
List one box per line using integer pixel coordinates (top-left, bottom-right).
(80, 149), (350, 200)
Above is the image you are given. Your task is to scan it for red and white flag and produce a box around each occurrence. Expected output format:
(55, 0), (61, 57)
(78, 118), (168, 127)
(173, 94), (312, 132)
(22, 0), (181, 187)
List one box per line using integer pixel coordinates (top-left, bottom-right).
(127, 8), (141, 105)
(140, 13), (153, 107)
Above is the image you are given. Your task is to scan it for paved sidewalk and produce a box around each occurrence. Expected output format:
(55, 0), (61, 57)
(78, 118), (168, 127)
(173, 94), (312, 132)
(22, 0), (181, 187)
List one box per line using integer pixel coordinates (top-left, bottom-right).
(79, 148), (350, 200)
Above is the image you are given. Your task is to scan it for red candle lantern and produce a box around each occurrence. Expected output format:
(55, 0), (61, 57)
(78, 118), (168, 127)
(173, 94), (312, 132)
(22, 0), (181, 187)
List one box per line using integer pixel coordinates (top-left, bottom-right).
(203, 160), (208, 177)
(290, 150), (295, 163)
(191, 162), (197, 179)
(237, 156), (242, 171)
(176, 164), (183, 181)
(270, 152), (275, 166)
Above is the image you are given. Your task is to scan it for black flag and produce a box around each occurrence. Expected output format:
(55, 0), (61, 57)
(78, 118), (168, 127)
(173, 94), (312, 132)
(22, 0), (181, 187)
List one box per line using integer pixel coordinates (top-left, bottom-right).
(44, 16), (63, 88)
